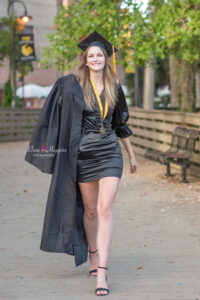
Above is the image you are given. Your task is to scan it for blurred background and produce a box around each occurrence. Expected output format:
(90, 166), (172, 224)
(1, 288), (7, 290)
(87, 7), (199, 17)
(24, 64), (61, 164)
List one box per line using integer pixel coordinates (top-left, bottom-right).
(0, 0), (200, 177)
(1, 0), (199, 111)
(0, 0), (61, 109)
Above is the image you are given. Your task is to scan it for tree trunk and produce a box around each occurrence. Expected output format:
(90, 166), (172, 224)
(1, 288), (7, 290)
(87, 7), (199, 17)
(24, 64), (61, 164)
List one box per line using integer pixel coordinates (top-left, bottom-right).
(195, 70), (200, 109)
(57, 0), (63, 10)
(134, 65), (142, 107)
(143, 0), (155, 110)
(169, 55), (178, 108)
(180, 60), (194, 112)
(143, 57), (156, 109)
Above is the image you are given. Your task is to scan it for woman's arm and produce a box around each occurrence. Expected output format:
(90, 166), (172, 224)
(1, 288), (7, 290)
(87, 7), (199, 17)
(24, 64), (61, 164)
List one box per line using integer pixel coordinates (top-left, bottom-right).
(120, 136), (138, 173)
(112, 82), (138, 174)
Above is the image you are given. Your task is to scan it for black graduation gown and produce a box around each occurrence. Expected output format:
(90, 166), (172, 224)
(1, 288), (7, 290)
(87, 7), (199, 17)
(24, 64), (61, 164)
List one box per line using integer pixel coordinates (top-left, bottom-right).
(24, 74), (132, 267)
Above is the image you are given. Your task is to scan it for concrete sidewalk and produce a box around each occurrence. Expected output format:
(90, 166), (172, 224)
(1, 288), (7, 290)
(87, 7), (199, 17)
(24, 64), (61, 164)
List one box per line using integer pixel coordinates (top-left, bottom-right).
(0, 141), (200, 300)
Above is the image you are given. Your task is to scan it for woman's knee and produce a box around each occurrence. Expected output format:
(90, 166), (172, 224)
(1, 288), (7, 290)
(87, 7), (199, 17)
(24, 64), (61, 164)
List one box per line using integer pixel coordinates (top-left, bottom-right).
(84, 206), (97, 219)
(97, 201), (113, 218)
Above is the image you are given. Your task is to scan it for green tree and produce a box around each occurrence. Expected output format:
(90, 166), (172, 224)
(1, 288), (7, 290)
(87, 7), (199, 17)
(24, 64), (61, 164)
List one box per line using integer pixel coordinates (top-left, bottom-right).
(128, 0), (200, 111)
(39, 0), (200, 112)
(39, 0), (139, 71)
(2, 79), (12, 108)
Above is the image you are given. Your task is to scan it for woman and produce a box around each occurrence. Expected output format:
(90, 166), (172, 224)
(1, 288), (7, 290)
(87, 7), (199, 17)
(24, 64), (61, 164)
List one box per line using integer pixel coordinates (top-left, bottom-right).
(24, 30), (137, 297)
(75, 31), (138, 296)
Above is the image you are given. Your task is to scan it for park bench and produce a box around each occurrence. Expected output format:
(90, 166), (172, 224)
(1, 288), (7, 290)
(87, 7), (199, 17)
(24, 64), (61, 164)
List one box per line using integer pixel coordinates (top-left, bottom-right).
(144, 127), (200, 183)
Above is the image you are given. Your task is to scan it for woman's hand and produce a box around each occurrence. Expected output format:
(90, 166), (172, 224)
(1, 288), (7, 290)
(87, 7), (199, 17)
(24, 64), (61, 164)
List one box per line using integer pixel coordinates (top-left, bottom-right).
(119, 136), (138, 173)
(129, 155), (138, 173)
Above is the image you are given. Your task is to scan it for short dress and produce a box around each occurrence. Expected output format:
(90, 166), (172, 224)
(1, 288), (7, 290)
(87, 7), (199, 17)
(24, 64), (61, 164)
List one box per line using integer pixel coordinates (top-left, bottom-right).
(77, 83), (133, 182)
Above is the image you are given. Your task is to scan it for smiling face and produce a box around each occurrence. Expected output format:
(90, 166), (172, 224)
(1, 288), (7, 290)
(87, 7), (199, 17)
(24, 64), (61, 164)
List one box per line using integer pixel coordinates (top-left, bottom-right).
(86, 46), (106, 72)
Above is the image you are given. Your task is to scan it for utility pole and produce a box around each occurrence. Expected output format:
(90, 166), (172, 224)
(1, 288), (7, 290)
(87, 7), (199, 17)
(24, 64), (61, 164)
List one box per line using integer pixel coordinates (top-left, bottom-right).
(7, 0), (32, 108)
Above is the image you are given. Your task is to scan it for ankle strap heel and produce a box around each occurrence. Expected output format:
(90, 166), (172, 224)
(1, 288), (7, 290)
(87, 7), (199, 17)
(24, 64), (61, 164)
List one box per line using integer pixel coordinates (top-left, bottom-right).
(95, 266), (109, 295)
(88, 249), (97, 254)
(88, 249), (98, 277)
(98, 266), (108, 270)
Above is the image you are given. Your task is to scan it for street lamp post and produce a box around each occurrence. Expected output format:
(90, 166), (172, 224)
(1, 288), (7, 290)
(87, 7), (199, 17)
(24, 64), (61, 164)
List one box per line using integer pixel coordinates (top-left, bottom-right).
(7, 0), (32, 108)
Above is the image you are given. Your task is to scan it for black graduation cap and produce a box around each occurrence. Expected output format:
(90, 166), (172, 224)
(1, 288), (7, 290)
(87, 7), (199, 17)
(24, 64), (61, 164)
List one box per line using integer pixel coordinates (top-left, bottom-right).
(77, 30), (118, 57)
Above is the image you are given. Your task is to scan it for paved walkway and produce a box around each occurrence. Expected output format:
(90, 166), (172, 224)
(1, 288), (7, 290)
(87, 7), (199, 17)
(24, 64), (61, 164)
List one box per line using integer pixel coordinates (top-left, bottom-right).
(0, 141), (200, 300)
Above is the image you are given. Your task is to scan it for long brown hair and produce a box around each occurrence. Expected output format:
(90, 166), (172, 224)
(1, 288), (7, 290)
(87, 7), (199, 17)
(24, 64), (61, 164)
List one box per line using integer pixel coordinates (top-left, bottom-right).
(74, 47), (119, 110)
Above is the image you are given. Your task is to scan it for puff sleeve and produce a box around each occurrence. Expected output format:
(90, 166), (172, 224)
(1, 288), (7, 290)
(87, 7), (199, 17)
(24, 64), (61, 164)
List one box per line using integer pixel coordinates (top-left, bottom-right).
(112, 83), (133, 138)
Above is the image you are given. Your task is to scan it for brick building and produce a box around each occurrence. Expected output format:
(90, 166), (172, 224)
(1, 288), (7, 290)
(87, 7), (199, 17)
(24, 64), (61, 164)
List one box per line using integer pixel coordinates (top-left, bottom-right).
(0, 0), (65, 105)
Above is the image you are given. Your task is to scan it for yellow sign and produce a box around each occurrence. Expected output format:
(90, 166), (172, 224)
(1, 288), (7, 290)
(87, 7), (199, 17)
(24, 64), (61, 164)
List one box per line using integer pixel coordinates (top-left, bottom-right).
(21, 44), (34, 56)
(21, 36), (31, 41)
(19, 34), (35, 61)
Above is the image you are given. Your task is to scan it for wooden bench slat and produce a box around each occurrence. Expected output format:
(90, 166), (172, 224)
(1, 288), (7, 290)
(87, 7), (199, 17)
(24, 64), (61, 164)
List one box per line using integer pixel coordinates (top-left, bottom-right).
(0, 115), (40, 121)
(0, 122), (37, 128)
(129, 127), (172, 144)
(129, 108), (200, 126)
(128, 118), (176, 132)
(0, 135), (32, 142)
(0, 128), (34, 134)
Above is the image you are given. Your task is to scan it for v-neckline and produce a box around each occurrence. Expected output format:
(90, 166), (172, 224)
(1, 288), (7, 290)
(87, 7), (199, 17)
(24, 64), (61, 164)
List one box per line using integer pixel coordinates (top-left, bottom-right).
(99, 88), (104, 98)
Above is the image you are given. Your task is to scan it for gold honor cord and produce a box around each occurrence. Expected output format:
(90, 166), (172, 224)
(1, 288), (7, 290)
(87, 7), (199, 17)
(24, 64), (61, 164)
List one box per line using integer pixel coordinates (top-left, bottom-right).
(90, 78), (108, 119)
(90, 78), (108, 134)
(112, 45), (116, 73)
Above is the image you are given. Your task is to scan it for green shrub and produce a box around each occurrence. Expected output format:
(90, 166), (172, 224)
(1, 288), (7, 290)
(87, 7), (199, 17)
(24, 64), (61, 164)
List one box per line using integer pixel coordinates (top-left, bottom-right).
(3, 78), (12, 108)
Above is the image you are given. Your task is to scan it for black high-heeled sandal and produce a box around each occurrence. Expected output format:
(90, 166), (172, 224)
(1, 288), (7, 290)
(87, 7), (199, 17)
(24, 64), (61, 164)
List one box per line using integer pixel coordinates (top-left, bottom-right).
(95, 266), (109, 296)
(88, 249), (98, 276)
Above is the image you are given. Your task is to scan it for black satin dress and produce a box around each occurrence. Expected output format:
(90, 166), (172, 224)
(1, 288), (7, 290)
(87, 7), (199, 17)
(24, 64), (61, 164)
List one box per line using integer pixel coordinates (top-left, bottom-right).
(77, 83), (132, 182)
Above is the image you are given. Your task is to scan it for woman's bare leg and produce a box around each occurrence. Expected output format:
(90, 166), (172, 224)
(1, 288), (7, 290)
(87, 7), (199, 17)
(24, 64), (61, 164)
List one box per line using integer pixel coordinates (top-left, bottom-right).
(96, 176), (120, 295)
(78, 180), (99, 274)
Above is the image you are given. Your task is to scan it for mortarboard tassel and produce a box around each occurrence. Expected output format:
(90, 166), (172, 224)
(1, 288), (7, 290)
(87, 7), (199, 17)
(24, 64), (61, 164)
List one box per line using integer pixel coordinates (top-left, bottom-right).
(112, 45), (116, 73)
